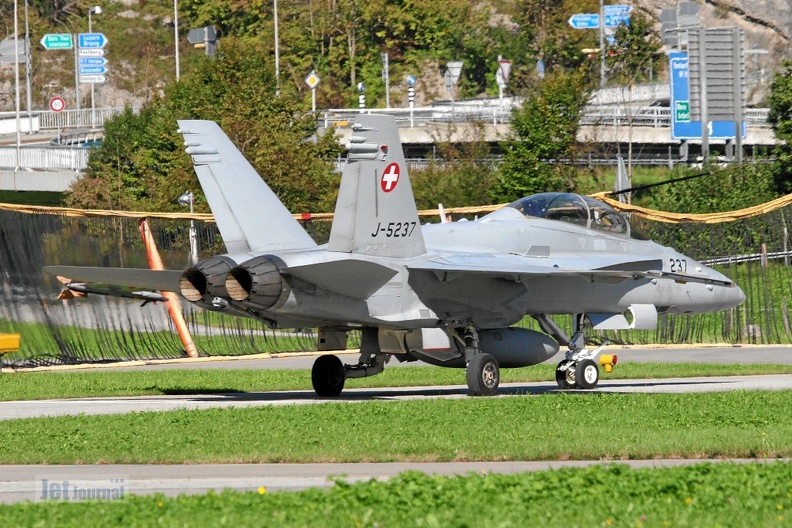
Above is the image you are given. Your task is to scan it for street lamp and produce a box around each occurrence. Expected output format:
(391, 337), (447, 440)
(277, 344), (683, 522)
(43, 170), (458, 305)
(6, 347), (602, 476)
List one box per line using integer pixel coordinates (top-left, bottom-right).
(173, 0), (180, 81)
(87, 6), (102, 128)
(178, 191), (199, 265)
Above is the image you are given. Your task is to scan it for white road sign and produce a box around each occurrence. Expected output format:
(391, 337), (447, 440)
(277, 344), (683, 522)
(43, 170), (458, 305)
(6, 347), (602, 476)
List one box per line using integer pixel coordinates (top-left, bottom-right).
(79, 74), (107, 84)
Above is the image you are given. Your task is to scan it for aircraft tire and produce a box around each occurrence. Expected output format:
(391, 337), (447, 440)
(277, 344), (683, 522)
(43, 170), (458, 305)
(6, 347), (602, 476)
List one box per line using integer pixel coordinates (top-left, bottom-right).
(312, 354), (345, 397)
(575, 359), (599, 389)
(466, 353), (500, 396)
(555, 360), (576, 390)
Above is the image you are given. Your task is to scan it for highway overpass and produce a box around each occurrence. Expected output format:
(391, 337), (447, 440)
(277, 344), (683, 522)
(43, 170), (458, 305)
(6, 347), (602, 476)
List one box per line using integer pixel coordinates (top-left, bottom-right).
(0, 96), (778, 193)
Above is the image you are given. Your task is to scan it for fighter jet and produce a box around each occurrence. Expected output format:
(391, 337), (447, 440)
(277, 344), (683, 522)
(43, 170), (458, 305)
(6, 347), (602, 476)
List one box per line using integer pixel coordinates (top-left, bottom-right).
(46, 115), (745, 396)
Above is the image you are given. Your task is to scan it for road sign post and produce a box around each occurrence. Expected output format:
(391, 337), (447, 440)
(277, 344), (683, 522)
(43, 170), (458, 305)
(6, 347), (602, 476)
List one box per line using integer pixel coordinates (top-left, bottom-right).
(304, 70), (320, 112)
(78, 32), (109, 128)
(406, 74), (416, 128)
(568, 5), (631, 87)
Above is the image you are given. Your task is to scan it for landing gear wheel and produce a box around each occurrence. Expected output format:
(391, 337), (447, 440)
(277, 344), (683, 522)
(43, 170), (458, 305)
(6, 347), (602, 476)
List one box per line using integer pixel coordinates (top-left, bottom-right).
(312, 354), (345, 397)
(555, 360), (576, 390)
(575, 359), (599, 389)
(466, 353), (500, 396)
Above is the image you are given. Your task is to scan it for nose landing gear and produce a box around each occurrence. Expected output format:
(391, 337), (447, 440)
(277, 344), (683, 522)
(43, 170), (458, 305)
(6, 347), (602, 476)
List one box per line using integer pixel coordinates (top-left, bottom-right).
(554, 323), (614, 390)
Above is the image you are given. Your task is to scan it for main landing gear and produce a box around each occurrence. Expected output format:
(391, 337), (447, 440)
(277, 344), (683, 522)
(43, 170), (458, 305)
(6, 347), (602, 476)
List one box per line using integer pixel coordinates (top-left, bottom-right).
(460, 327), (500, 396)
(553, 318), (617, 390)
(311, 351), (388, 397)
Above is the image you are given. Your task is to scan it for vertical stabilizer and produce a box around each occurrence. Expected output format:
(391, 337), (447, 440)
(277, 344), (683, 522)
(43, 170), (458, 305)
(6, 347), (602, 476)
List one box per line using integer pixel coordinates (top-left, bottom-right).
(177, 120), (317, 254)
(328, 115), (426, 258)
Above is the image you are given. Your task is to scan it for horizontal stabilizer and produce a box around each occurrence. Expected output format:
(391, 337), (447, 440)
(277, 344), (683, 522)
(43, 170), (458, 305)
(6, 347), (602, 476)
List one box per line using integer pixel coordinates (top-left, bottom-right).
(44, 266), (183, 293)
(286, 259), (398, 299)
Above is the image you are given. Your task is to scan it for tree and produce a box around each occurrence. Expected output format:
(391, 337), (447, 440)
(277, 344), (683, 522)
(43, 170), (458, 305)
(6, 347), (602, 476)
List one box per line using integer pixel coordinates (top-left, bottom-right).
(768, 60), (792, 194)
(490, 68), (591, 202)
(67, 38), (342, 214)
(607, 12), (663, 85)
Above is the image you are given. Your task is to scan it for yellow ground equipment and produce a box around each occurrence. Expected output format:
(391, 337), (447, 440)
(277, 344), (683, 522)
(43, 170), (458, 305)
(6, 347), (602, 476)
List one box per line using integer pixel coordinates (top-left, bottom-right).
(0, 333), (21, 354)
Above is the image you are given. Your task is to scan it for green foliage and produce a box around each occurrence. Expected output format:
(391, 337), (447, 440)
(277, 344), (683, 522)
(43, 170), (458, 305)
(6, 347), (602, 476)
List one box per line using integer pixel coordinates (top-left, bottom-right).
(768, 60), (792, 193)
(67, 38), (342, 213)
(410, 124), (497, 209)
(1, 463), (791, 527)
(650, 163), (778, 214)
(607, 12), (663, 84)
(490, 69), (592, 201)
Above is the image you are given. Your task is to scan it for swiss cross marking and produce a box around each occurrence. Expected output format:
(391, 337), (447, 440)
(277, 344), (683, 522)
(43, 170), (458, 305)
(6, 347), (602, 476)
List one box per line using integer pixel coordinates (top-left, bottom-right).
(380, 163), (400, 193)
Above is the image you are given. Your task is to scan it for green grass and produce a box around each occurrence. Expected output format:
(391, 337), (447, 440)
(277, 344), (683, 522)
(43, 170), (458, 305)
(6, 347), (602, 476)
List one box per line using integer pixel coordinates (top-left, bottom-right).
(2, 391), (792, 464)
(3, 362), (792, 401)
(1, 463), (790, 527)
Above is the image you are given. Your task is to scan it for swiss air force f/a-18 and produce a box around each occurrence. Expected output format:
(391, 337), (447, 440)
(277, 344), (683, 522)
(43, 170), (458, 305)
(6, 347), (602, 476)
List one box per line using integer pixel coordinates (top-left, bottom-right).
(46, 115), (746, 396)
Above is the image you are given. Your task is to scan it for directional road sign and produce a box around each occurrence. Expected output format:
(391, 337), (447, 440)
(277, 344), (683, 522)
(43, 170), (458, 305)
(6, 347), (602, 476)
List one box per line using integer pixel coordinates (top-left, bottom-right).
(669, 52), (744, 140)
(604, 5), (632, 15)
(79, 74), (107, 84)
(78, 33), (108, 49)
(40, 33), (73, 50)
(78, 48), (105, 57)
(79, 57), (108, 67)
(79, 66), (108, 75)
(605, 14), (630, 27)
(568, 13), (599, 29)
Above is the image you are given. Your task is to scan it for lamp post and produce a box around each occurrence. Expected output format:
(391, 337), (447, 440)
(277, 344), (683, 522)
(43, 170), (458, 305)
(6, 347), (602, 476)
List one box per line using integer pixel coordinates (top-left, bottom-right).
(274, 0), (279, 95)
(88, 6), (102, 128)
(174, 0), (180, 81)
(178, 191), (199, 265)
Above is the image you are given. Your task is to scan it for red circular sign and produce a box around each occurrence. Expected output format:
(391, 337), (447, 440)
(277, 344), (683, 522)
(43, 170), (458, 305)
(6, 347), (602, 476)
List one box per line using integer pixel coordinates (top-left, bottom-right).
(49, 97), (66, 113)
(380, 163), (400, 193)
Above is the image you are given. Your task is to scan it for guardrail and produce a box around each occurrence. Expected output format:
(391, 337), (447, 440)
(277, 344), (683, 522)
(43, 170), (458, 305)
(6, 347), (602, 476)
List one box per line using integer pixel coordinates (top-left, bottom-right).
(6, 103), (772, 134)
(36, 107), (134, 130)
(0, 147), (88, 171)
(323, 106), (772, 129)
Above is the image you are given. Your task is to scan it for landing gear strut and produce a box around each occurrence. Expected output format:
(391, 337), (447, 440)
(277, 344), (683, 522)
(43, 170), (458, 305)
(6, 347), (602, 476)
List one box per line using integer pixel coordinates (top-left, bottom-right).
(553, 316), (607, 391)
(459, 327), (500, 396)
(311, 351), (389, 397)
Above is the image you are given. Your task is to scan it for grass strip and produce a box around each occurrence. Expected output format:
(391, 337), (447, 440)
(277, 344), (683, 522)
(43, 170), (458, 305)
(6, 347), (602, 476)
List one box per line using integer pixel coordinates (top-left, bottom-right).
(1, 462), (790, 527)
(1, 391), (791, 464)
(2, 362), (792, 401)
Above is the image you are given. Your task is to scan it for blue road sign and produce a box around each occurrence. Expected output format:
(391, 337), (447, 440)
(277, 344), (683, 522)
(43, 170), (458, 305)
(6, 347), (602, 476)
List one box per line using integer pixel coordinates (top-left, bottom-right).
(79, 65), (107, 75)
(669, 52), (745, 140)
(568, 13), (599, 29)
(79, 57), (107, 66)
(605, 14), (630, 27)
(78, 33), (108, 49)
(604, 4), (632, 15)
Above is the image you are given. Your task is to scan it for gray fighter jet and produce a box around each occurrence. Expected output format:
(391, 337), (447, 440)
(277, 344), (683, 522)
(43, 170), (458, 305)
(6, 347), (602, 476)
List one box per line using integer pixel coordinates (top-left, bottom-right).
(46, 115), (745, 396)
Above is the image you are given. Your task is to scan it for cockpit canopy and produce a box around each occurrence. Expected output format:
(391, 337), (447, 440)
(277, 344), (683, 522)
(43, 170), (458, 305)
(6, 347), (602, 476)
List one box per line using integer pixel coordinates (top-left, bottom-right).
(507, 192), (646, 239)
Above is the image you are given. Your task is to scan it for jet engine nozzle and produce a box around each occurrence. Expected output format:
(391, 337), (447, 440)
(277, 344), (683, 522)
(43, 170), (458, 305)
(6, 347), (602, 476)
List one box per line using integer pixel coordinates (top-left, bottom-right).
(226, 255), (290, 311)
(179, 256), (236, 302)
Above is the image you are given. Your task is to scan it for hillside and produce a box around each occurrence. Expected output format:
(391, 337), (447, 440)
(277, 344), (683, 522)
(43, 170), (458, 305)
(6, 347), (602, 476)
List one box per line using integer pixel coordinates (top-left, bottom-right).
(0, 0), (790, 113)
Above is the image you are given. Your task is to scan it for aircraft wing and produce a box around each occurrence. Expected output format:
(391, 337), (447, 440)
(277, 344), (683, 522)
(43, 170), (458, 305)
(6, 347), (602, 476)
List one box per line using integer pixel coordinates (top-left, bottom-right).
(44, 266), (183, 297)
(409, 254), (737, 288)
(408, 254), (662, 281)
